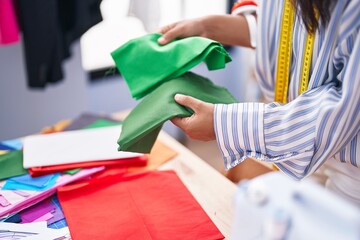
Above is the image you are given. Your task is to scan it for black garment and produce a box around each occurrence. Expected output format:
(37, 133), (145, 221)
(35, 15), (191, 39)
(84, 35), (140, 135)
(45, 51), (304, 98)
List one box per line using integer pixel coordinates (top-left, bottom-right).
(16, 0), (102, 88)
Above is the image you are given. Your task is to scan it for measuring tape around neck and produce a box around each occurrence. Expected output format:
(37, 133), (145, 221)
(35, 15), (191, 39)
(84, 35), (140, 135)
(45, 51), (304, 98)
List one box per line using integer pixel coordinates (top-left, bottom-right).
(274, 0), (316, 103)
(272, 0), (316, 171)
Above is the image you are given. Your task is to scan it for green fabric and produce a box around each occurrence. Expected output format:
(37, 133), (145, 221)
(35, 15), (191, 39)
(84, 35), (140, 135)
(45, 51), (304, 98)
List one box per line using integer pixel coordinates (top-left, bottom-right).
(64, 168), (81, 175)
(118, 72), (238, 153)
(82, 119), (121, 129)
(0, 150), (27, 180)
(111, 33), (232, 99)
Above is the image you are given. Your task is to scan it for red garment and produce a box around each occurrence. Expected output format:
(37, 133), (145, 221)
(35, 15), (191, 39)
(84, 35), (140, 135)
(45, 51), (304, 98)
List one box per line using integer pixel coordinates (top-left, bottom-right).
(58, 170), (224, 240)
(0, 0), (20, 45)
(231, 0), (257, 14)
(29, 155), (147, 177)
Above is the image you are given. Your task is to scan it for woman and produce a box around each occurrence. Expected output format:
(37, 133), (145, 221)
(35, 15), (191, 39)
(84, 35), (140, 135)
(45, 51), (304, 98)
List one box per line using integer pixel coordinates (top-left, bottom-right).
(158, 0), (360, 205)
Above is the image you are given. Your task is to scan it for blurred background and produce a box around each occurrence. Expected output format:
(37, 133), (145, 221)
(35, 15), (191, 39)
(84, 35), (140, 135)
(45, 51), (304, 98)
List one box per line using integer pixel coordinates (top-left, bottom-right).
(0, 0), (259, 172)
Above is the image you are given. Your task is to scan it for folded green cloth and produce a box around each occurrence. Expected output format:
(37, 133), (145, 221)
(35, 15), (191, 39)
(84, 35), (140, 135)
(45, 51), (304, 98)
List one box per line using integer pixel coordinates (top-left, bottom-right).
(111, 33), (232, 99)
(0, 150), (27, 180)
(118, 72), (238, 153)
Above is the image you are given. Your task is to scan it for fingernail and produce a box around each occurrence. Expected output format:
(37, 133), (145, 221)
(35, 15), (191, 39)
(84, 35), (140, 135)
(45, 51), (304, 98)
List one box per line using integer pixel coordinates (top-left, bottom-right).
(158, 37), (165, 44)
(174, 94), (183, 101)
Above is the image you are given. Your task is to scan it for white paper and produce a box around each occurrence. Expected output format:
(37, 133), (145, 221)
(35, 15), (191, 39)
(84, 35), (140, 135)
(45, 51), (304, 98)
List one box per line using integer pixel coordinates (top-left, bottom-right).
(0, 222), (47, 238)
(23, 126), (143, 168)
(25, 227), (71, 240)
(0, 222), (70, 240)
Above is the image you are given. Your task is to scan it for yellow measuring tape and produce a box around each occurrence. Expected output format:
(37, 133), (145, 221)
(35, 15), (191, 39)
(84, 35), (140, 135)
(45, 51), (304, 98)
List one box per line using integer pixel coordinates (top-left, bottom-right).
(274, 0), (316, 103)
(299, 23), (316, 95)
(273, 0), (316, 170)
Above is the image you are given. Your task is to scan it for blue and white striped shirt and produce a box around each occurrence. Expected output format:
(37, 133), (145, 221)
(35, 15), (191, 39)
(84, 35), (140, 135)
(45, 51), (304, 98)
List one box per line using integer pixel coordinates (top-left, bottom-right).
(214, 0), (360, 180)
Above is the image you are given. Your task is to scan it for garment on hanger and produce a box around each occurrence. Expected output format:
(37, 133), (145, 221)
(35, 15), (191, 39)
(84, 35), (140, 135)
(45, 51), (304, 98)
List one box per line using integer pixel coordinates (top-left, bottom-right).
(16, 0), (102, 88)
(118, 72), (238, 153)
(0, 0), (20, 45)
(111, 33), (232, 99)
(127, 0), (160, 32)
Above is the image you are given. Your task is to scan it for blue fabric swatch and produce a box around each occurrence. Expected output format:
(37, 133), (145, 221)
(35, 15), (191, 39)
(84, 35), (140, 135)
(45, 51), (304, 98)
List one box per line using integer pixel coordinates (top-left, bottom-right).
(48, 195), (68, 229)
(2, 173), (60, 191)
(0, 143), (15, 151)
(1, 139), (23, 150)
(9, 174), (55, 188)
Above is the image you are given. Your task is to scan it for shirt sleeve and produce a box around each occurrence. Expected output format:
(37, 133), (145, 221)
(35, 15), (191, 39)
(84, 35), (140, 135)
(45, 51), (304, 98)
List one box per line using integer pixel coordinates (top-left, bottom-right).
(231, 1), (258, 48)
(214, 31), (360, 180)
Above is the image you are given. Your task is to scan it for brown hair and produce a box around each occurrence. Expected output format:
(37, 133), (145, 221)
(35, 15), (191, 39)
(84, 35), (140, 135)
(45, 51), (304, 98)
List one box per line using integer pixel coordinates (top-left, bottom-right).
(292, 0), (334, 33)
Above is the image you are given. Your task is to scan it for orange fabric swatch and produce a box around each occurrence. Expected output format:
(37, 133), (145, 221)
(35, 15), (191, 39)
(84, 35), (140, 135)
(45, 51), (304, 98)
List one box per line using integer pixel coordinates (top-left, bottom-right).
(58, 170), (224, 240)
(40, 119), (72, 134)
(129, 140), (177, 173)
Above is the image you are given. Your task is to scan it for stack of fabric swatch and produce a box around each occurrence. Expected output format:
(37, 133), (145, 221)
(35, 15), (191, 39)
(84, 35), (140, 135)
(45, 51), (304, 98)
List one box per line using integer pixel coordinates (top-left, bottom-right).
(111, 33), (238, 154)
(0, 112), (223, 239)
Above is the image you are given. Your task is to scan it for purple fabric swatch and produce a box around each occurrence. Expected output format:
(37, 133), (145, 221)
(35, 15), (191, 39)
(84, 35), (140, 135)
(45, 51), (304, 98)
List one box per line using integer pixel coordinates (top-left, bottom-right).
(47, 201), (65, 225)
(20, 199), (55, 223)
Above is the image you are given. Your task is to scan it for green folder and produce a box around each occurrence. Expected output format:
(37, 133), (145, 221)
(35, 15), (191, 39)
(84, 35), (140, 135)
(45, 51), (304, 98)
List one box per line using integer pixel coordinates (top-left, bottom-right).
(118, 72), (238, 153)
(111, 33), (232, 99)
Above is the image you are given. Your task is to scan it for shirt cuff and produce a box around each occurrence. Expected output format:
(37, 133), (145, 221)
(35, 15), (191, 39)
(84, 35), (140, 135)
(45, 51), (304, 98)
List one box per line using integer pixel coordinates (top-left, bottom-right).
(214, 103), (266, 170)
(244, 14), (257, 48)
(231, 1), (258, 48)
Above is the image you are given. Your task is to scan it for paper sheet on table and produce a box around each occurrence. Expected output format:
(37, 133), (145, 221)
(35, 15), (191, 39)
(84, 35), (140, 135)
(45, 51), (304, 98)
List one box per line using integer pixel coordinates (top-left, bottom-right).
(58, 170), (224, 240)
(26, 226), (71, 240)
(23, 126), (143, 168)
(0, 222), (70, 240)
(0, 221), (47, 238)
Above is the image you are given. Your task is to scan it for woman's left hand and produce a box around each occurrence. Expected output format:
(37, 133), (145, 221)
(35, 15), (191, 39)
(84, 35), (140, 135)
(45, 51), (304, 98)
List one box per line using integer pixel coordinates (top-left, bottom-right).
(171, 94), (216, 141)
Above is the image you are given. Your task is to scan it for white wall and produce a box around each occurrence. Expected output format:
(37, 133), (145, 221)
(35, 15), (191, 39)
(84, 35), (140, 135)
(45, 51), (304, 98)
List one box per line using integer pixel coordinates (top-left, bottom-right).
(0, 42), (88, 139)
(0, 40), (147, 140)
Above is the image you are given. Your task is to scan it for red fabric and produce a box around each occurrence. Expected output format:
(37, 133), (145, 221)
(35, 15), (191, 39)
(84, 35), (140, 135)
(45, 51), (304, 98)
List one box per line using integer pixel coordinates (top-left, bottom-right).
(28, 155), (148, 177)
(58, 170), (224, 240)
(231, 0), (257, 13)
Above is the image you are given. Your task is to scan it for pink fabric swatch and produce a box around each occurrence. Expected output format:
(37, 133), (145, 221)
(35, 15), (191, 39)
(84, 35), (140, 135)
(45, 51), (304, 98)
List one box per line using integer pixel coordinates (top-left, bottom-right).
(20, 199), (55, 223)
(0, 167), (104, 218)
(0, 0), (20, 45)
(0, 194), (10, 207)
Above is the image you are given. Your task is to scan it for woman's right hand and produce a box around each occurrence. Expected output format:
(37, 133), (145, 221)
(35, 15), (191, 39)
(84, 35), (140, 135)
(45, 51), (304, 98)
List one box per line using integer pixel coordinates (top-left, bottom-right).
(157, 17), (206, 45)
(158, 15), (252, 48)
